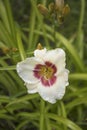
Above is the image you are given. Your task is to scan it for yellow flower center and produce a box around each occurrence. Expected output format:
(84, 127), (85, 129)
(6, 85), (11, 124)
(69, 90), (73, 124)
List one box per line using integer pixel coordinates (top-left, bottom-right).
(40, 66), (54, 79)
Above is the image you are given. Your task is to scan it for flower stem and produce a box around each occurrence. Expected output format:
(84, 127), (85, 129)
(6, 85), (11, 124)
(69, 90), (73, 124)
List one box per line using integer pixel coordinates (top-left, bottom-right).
(40, 99), (45, 130)
(79, 0), (85, 31)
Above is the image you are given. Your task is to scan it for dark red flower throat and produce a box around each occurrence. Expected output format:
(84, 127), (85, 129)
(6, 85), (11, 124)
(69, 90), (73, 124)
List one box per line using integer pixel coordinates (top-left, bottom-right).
(33, 61), (57, 87)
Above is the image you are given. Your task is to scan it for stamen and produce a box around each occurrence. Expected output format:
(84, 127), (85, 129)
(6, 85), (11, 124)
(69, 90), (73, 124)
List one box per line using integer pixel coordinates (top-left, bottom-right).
(33, 61), (57, 87)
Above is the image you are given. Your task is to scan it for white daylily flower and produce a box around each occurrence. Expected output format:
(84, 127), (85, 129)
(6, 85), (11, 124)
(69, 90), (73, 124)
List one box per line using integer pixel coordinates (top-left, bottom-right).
(16, 48), (69, 104)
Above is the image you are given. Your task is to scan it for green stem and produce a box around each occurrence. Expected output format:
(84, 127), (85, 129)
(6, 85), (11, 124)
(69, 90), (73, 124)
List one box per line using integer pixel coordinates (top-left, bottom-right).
(45, 117), (51, 130)
(42, 0), (46, 5)
(40, 99), (45, 130)
(78, 0), (85, 31)
(53, 24), (57, 48)
(17, 29), (26, 61)
(58, 101), (67, 130)
(30, 0), (49, 47)
(28, 8), (36, 49)
(77, 0), (85, 58)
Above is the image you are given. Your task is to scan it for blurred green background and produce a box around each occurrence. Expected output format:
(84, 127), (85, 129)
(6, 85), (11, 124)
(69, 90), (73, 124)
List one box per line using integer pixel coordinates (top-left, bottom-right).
(0, 0), (87, 130)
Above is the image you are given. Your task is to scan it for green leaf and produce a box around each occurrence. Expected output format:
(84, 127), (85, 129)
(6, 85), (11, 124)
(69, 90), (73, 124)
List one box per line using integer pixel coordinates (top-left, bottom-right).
(0, 65), (16, 70)
(47, 113), (82, 130)
(66, 96), (87, 110)
(16, 28), (26, 60)
(69, 73), (87, 80)
(0, 113), (15, 120)
(7, 94), (39, 106)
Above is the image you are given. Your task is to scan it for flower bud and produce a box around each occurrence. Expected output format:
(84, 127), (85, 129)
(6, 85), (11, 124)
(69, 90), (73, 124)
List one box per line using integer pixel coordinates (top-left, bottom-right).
(48, 2), (55, 14)
(55, 0), (64, 11)
(37, 43), (43, 50)
(37, 4), (49, 16)
(62, 4), (70, 16)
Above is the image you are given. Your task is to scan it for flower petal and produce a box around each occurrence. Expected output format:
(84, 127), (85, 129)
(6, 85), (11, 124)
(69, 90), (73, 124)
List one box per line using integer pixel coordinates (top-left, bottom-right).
(43, 48), (65, 63)
(16, 57), (44, 84)
(34, 48), (47, 59)
(37, 69), (69, 103)
(43, 48), (66, 74)
(34, 48), (66, 75)
(63, 69), (69, 86)
(25, 82), (38, 93)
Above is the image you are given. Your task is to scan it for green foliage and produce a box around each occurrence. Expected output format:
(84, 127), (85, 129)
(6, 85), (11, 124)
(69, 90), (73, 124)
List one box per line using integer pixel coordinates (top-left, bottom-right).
(0, 0), (87, 130)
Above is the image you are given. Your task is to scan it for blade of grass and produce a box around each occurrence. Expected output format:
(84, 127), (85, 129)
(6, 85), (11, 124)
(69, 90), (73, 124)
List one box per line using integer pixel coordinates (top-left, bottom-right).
(7, 94), (39, 106)
(28, 7), (36, 49)
(16, 28), (26, 60)
(47, 113), (82, 130)
(0, 65), (16, 70)
(66, 96), (87, 110)
(69, 73), (87, 80)
(0, 0), (10, 33)
(0, 21), (14, 47)
(4, 0), (17, 43)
